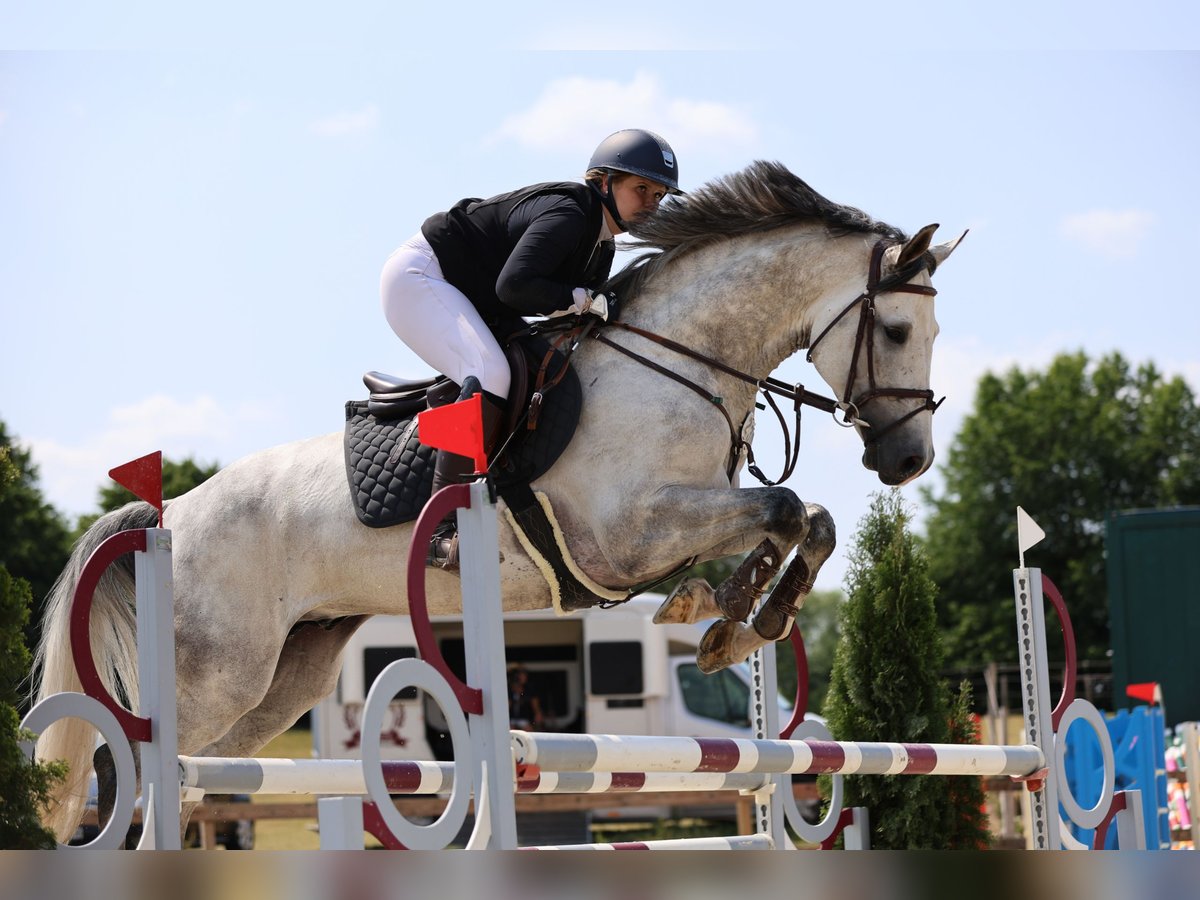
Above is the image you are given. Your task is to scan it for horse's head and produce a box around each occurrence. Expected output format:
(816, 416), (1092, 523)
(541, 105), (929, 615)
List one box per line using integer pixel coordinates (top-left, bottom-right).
(807, 224), (966, 486)
(610, 162), (967, 486)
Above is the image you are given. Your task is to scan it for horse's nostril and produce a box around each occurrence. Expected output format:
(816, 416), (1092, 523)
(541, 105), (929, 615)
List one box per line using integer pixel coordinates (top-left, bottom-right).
(901, 455), (926, 480)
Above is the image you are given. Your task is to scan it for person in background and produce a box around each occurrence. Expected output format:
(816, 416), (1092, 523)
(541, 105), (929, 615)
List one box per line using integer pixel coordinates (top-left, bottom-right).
(507, 663), (545, 730)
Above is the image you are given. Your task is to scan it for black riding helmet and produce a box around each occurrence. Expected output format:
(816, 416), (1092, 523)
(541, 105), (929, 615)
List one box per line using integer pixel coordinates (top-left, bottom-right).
(589, 128), (683, 194)
(589, 129), (682, 231)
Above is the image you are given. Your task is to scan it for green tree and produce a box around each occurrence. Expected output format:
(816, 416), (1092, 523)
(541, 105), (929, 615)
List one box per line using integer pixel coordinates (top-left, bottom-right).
(821, 491), (988, 848)
(0, 450), (65, 849)
(0, 424), (73, 662)
(921, 351), (1200, 667)
(783, 589), (843, 714)
(72, 456), (220, 538)
(945, 680), (991, 850)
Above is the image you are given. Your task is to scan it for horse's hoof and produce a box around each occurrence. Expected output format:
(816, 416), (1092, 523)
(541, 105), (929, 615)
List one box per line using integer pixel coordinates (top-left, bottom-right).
(653, 578), (713, 625)
(696, 619), (741, 674)
(713, 539), (780, 622)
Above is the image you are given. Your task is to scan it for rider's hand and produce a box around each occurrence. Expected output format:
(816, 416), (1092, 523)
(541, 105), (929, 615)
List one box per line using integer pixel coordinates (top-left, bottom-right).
(548, 288), (612, 321)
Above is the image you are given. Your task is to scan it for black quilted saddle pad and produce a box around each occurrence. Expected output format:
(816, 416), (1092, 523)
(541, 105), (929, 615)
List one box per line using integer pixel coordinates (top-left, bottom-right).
(343, 363), (582, 529)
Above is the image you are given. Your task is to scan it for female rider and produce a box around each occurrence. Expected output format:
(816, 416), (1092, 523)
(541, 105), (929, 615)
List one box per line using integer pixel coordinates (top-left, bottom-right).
(380, 128), (683, 570)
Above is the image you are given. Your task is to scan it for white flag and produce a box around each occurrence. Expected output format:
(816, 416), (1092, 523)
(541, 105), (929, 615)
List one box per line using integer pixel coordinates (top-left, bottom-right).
(1016, 506), (1045, 568)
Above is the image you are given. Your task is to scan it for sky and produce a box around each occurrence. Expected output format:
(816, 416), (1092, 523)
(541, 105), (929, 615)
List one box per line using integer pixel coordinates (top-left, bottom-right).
(2, 3), (1198, 594)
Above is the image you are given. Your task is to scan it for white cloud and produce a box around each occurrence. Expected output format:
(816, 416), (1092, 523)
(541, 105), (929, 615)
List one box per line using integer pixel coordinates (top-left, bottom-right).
(27, 394), (247, 516)
(1059, 209), (1155, 259)
(488, 72), (757, 157)
(309, 103), (379, 138)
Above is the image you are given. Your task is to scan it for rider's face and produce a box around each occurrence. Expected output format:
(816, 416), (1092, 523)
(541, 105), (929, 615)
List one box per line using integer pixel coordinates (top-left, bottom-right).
(607, 174), (668, 231)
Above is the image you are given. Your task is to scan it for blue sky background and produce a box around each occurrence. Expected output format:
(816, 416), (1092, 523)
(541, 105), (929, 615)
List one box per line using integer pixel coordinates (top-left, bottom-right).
(3, 4), (1197, 591)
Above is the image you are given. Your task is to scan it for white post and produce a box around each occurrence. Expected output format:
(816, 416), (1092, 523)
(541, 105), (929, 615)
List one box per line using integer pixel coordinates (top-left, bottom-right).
(317, 796), (366, 849)
(842, 807), (870, 849)
(748, 643), (788, 848)
(457, 480), (518, 849)
(1012, 568), (1061, 850)
(135, 528), (181, 851)
(1115, 790), (1147, 850)
(1183, 722), (1200, 848)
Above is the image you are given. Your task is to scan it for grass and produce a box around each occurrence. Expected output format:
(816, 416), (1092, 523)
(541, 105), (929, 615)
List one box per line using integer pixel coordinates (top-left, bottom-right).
(246, 727), (319, 850)
(246, 727), (392, 850)
(590, 818), (740, 844)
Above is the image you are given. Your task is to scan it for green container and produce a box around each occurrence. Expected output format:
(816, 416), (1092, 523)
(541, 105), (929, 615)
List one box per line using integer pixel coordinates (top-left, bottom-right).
(1106, 507), (1200, 727)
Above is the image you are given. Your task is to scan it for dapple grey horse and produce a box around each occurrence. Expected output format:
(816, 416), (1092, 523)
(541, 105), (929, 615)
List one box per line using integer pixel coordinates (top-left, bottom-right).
(32, 161), (963, 841)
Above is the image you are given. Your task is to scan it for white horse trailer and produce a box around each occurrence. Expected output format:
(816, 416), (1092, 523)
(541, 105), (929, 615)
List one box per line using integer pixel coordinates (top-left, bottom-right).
(311, 596), (804, 825)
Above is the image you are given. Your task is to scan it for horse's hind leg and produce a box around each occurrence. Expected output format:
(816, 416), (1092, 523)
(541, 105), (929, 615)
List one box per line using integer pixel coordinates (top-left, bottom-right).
(696, 504), (835, 674)
(654, 538), (782, 625)
(140, 615), (365, 846)
(193, 615), (367, 760)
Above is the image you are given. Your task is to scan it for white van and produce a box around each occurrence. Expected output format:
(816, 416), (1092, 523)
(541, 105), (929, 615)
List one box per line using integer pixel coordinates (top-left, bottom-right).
(312, 596), (801, 763)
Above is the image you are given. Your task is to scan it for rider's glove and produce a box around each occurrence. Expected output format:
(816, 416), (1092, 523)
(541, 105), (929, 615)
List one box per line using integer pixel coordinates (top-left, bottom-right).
(592, 291), (619, 322)
(548, 288), (612, 321)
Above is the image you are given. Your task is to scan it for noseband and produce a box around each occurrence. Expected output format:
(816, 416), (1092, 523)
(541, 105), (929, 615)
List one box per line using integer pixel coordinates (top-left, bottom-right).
(582, 239), (943, 486)
(806, 240), (945, 446)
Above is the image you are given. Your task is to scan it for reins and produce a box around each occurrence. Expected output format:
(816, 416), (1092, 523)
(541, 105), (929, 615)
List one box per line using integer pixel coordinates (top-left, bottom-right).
(591, 239), (945, 487)
(592, 322), (827, 485)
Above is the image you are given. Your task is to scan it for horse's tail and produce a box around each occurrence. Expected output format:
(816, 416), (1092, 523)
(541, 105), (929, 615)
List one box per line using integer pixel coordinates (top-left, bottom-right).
(30, 501), (160, 842)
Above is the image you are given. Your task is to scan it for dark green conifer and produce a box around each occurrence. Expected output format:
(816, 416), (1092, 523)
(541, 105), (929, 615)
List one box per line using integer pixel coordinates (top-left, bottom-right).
(821, 490), (990, 848)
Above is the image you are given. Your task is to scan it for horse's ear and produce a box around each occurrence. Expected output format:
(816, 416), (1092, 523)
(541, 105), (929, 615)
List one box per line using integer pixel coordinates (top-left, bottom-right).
(896, 223), (939, 268)
(929, 229), (969, 268)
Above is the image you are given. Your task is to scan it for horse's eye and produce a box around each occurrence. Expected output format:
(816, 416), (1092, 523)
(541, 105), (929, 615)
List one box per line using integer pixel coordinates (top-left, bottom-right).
(883, 324), (909, 345)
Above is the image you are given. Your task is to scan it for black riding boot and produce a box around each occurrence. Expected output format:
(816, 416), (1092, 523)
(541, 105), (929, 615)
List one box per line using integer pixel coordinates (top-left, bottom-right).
(426, 390), (506, 572)
(426, 449), (472, 570)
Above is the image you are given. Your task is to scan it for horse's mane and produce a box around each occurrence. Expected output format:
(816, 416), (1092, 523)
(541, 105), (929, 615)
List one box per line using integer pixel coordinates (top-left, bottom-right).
(605, 160), (907, 299)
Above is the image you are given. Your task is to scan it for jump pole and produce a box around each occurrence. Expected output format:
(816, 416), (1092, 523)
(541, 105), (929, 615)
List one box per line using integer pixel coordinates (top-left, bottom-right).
(180, 756), (777, 796)
(509, 732), (1046, 778)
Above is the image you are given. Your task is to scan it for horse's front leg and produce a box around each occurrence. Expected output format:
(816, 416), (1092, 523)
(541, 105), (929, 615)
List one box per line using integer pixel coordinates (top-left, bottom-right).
(653, 537), (782, 626)
(696, 502), (835, 674)
(604, 483), (811, 623)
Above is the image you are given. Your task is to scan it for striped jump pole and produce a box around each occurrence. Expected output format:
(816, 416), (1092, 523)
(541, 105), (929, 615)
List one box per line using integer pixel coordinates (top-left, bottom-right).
(180, 755), (773, 796)
(511, 732), (1046, 779)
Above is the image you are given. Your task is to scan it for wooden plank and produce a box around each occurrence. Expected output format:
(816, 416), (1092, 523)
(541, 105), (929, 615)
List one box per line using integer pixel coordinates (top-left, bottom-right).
(80, 781), (820, 827)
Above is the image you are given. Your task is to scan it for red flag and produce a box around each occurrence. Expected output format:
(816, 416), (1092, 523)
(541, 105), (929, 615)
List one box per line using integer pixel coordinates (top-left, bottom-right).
(109, 451), (164, 525)
(417, 394), (488, 474)
(1125, 682), (1162, 706)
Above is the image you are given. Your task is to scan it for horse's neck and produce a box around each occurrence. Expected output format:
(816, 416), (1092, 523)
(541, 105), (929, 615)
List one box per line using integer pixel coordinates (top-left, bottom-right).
(632, 229), (871, 379)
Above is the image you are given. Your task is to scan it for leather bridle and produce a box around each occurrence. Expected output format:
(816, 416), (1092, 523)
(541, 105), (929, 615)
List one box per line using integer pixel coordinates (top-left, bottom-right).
(589, 239), (945, 486)
(806, 239), (945, 446)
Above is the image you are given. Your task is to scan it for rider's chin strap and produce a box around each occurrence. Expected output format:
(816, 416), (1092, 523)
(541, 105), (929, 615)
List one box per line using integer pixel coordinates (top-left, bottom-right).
(590, 179), (628, 233)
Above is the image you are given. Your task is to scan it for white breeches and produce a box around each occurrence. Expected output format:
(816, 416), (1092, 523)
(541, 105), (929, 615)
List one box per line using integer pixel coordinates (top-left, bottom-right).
(380, 233), (511, 399)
